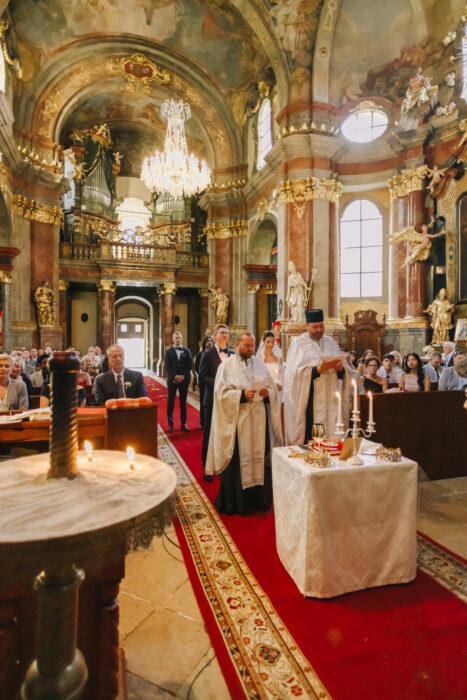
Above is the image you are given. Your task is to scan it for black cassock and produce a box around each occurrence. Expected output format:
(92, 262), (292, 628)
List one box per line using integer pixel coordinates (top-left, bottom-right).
(214, 392), (272, 516)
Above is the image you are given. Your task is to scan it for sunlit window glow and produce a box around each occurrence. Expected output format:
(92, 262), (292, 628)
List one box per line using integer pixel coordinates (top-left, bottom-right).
(341, 109), (388, 144)
(257, 99), (273, 170)
(340, 199), (383, 298)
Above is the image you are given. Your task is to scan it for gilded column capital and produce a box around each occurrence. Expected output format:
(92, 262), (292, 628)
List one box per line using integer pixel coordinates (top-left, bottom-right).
(274, 177), (342, 218)
(159, 282), (177, 296)
(387, 165), (428, 200)
(205, 219), (248, 240)
(264, 284), (276, 295)
(97, 280), (116, 294)
(12, 195), (63, 226)
(247, 283), (260, 295)
(198, 288), (209, 298)
(58, 280), (68, 292)
(0, 271), (12, 284)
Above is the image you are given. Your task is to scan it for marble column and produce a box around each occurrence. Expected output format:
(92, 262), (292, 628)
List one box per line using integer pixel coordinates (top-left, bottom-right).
(96, 281), (116, 352)
(199, 288), (209, 337)
(406, 188), (426, 319)
(265, 284), (277, 330)
(158, 283), (176, 377)
(247, 283), (260, 337)
(0, 271), (12, 351)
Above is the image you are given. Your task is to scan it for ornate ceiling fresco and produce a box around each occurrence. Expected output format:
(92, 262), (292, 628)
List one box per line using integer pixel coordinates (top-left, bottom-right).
(329, 0), (466, 107)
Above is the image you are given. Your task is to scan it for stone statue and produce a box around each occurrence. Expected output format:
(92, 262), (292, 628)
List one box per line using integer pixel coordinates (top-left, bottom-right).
(286, 262), (316, 324)
(209, 286), (230, 325)
(388, 220), (446, 268)
(424, 288), (455, 344)
(34, 279), (56, 326)
(401, 68), (436, 115)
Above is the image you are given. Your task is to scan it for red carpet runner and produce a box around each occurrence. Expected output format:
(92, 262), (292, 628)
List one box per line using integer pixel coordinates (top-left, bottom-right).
(145, 377), (467, 700)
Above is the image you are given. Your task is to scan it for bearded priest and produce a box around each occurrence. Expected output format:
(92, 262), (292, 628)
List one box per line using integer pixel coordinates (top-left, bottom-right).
(206, 331), (283, 516)
(284, 309), (353, 445)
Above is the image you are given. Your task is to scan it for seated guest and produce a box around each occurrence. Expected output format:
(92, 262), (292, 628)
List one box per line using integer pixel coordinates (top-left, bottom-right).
(358, 349), (376, 376)
(348, 351), (358, 369)
(77, 367), (92, 386)
(399, 353), (430, 392)
(443, 341), (456, 367)
(40, 375), (86, 408)
(11, 358), (33, 396)
(389, 350), (402, 370)
(21, 350), (35, 376)
(377, 354), (402, 383)
(82, 347), (101, 377)
(30, 354), (50, 389)
(361, 357), (388, 393)
(423, 351), (443, 383)
(44, 345), (53, 356)
(439, 349), (467, 391)
(94, 344), (147, 405)
(26, 348), (39, 368)
(0, 353), (29, 410)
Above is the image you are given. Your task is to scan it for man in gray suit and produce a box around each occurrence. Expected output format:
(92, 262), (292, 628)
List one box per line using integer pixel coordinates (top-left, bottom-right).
(439, 349), (467, 391)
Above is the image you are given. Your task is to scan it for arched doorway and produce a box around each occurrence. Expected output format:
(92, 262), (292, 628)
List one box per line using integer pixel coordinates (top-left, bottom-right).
(115, 297), (152, 368)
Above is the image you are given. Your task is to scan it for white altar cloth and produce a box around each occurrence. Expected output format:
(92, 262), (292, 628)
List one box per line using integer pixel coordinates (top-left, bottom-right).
(272, 447), (418, 598)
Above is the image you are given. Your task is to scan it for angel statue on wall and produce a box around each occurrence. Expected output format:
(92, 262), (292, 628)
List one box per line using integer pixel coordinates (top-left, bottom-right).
(286, 262), (317, 324)
(388, 218), (446, 268)
(424, 288), (454, 344)
(209, 286), (230, 325)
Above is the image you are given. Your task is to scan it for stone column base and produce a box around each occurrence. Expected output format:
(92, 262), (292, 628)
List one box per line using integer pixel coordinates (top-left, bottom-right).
(35, 325), (63, 350)
(383, 326), (429, 356)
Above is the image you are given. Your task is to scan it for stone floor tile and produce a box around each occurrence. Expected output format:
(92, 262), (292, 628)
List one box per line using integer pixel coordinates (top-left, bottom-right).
(122, 607), (212, 695)
(121, 543), (187, 603)
(177, 648), (231, 700)
(163, 579), (204, 623)
(126, 671), (176, 699)
(119, 590), (156, 641)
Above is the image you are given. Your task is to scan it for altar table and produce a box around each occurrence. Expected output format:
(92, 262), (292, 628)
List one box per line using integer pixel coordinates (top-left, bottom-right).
(272, 447), (418, 598)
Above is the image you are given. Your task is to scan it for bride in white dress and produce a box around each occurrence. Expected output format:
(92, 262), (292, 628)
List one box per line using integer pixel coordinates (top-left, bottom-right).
(256, 330), (284, 401)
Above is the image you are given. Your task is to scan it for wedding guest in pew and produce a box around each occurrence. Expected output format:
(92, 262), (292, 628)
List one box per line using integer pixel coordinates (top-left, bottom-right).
(30, 354), (50, 389)
(357, 349), (376, 376)
(0, 353), (29, 410)
(348, 351), (358, 369)
(443, 341), (456, 367)
(389, 350), (402, 371)
(377, 354), (402, 383)
(11, 357), (33, 397)
(361, 357), (388, 393)
(439, 349), (467, 391)
(423, 351), (443, 383)
(40, 374), (87, 408)
(399, 353), (430, 392)
(94, 345), (147, 405)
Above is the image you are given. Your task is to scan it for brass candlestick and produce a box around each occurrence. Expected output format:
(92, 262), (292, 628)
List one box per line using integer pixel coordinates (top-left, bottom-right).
(47, 351), (81, 480)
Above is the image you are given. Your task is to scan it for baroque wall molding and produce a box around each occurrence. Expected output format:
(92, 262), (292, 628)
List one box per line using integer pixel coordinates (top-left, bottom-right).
(274, 177), (342, 218)
(107, 52), (170, 94)
(387, 165), (428, 200)
(205, 220), (248, 240)
(12, 194), (63, 225)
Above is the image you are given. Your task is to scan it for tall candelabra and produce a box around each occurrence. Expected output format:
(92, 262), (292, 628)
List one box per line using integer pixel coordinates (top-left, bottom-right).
(335, 390), (375, 465)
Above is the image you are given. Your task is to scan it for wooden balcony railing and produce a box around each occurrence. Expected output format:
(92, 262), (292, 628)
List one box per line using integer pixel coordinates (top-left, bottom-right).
(60, 242), (208, 267)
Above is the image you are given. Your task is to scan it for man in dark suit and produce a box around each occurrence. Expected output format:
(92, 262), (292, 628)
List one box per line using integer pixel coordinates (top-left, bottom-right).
(164, 331), (192, 433)
(94, 345), (147, 406)
(198, 324), (234, 480)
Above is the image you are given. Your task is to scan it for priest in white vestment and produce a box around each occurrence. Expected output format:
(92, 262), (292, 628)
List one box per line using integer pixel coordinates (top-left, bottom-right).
(206, 332), (283, 515)
(284, 309), (352, 445)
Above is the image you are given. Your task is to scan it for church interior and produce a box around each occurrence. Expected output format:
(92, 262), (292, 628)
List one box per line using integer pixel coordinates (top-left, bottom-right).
(0, 1), (466, 699)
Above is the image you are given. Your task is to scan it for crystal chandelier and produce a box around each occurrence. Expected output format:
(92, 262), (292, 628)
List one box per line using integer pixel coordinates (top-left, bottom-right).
(141, 99), (211, 199)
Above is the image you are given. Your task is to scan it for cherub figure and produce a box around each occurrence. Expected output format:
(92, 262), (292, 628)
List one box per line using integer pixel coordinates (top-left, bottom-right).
(426, 165), (447, 195)
(388, 218), (446, 267)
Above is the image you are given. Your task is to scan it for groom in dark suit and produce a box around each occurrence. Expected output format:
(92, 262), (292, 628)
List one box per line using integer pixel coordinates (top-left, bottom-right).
(94, 345), (147, 406)
(198, 324), (234, 479)
(164, 331), (192, 433)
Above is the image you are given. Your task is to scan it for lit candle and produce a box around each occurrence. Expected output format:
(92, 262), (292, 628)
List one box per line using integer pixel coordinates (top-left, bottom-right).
(367, 391), (373, 424)
(84, 440), (92, 462)
(335, 391), (342, 425)
(126, 446), (135, 470)
(351, 379), (358, 412)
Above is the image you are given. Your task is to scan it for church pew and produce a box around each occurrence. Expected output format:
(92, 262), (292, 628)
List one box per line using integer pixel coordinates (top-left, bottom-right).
(106, 403), (158, 457)
(360, 390), (467, 480)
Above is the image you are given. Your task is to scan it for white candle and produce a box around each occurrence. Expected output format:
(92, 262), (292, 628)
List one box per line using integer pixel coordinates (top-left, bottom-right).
(126, 446), (135, 470)
(335, 391), (342, 424)
(84, 440), (92, 462)
(367, 391), (373, 423)
(351, 379), (358, 412)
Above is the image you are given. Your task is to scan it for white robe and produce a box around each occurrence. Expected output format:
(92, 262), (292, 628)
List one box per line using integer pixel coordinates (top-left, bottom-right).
(283, 332), (352, 445)
(205, 355), (283, 487)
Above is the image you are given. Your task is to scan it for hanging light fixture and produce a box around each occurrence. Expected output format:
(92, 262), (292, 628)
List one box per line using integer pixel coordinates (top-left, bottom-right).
(141, 99), (211, 199)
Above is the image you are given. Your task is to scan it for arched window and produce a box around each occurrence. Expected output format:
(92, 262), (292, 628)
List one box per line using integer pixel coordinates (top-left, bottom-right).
(256, 99), (273, 170)
(341, 108), (388, 144)
(116, 197), (151, 241)
(340, 199), (383, 298)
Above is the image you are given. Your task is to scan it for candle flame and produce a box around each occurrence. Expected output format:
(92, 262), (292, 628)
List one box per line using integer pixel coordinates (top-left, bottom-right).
(335, 391), (341, 398)
(351, 379), (356, 387)
(84, 440), (92, 454)
(126, 446), (135, 461)
(367, 391), (372, 398)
